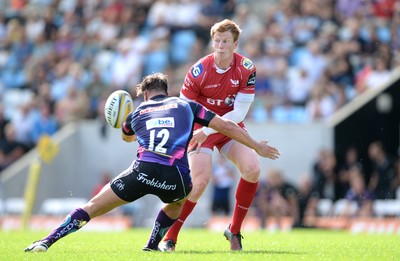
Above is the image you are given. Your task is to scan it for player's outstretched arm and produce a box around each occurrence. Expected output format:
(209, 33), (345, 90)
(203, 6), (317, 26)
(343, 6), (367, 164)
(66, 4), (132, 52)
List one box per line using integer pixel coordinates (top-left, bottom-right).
(122, 133), (137, 142)
(201, 92), (254, 136)
(121, 114), (137, 142)
(190, 116), (280, 159)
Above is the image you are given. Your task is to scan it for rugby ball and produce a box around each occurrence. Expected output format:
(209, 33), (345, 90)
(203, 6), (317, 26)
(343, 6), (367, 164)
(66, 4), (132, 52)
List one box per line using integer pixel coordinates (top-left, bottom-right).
(104, 90), (134, 128)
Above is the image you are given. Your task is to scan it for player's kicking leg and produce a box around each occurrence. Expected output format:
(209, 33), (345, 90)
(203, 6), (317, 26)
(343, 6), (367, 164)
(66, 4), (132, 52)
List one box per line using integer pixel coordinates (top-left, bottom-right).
(25, 184), (127, 252)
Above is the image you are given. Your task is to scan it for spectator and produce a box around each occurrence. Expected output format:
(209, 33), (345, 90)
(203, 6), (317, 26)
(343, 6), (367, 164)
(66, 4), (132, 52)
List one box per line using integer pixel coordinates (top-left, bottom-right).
(231, 3), (264, 44)
(71, 31), (100, 66)
(335, 0), (365, 20)
(304, 84), (336, 121)
(30, 101), (58, 144)
(268, 58), (290, 107)
(211, 154), (236, 216)
(263, 21), (294, 62)
(34, 82), (56, 112)
(91, 170), (113, 198)
(50, 60), (75, 102)
(145, 0), (175, 30)
(84, 69), (110, 119)
(367, 140), (397, 200)
(338, 166), (375, 217)
(325, 41), (355, 93)
(254, 169), (299, 230)
(286, 66), (315, 107)
(55, 85), (90, 126)
(325, 81), (348, 112)
(10, 22), (34, 66)
(167, 0), (202, 67)
(95, 4), (121, 47)
(336, 146), (362, 199)
(312, 148), (337, 201)
(24, 7), (45, 42)
(110, 37), (146, 90)
(11, 102), (35, 151)
(142, 26), (170, 77)
(393, 158), (400, 198)
(53, 25), (75, 60)
(297, 174), (319, 227)
(195, 0), (225, 46)
(42, 7), (59, 42)
(2, 19), (29, 90)
(25, 59), (53, 95)
(0, 123), (26, 171)
(365, 56), (392, 89)
(0, 104), (10, 141)
(0, 12), (6, 47)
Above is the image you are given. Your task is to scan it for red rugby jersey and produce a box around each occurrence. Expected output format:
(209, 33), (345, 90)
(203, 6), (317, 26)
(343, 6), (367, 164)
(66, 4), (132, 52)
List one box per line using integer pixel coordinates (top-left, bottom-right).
(181, 53), (256, 117)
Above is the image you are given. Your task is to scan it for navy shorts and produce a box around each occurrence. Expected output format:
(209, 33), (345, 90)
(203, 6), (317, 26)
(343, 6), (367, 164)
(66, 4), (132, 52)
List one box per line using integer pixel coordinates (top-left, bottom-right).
(110, 160), (192, 203)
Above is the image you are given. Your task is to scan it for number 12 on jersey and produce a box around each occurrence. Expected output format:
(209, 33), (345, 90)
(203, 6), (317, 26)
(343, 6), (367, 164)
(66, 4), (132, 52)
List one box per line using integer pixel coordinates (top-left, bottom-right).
(148, 129), (169, 154)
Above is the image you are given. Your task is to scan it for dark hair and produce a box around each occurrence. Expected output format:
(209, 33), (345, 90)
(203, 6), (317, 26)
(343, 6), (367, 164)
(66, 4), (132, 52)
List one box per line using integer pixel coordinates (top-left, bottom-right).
(136, 72), (168, 96)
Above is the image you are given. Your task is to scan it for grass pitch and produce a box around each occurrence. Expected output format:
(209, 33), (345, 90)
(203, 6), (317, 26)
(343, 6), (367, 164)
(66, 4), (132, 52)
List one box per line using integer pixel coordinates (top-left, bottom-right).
(1, 228), (399, 261)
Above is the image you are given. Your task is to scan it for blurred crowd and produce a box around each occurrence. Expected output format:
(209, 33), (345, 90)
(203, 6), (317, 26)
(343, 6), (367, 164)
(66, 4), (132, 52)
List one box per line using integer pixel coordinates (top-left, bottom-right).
(252, 140), (400, 229)
(0, 0), (399, 168)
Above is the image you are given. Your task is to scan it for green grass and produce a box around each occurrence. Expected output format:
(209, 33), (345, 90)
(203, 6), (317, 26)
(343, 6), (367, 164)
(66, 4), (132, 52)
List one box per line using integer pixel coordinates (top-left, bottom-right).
(1, 228), (399, 261)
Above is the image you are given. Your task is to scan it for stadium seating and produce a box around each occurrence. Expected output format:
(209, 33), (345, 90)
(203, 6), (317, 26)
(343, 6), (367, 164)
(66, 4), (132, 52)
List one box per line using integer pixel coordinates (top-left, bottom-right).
(4, 197), (25, 215)
(2, 89), (34, 119)
(170, 30), (197, 65)
(316, 198), (333, 216)
(372, 200), (400, 217)
(39, 197), (87, 216)
(332, 199), (358, 216)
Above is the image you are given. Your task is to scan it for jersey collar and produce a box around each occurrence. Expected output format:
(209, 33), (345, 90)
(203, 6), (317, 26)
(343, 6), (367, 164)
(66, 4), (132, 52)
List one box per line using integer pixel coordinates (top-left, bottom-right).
(150, 94), (168, 100)
(213, 54), (235, 74)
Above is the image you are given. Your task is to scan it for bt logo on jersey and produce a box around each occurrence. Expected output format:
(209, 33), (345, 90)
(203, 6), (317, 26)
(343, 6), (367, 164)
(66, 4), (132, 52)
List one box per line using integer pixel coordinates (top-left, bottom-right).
(206, 96), (235, 107)
(207, 98), (224, 106)
(146, 117), (175, 129)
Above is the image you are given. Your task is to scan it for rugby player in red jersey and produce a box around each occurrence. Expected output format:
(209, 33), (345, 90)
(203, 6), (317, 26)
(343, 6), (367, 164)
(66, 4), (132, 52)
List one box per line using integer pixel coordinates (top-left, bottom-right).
(162, 19), (277, 251)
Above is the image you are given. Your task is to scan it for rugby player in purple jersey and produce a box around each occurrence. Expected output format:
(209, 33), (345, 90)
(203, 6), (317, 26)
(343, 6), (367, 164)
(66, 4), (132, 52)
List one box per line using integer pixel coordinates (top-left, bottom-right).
(25, 72), (280, 253)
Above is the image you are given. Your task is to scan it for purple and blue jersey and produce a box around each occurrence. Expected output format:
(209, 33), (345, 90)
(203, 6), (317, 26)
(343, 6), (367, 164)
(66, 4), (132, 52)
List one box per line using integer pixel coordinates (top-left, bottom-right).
(123, 95), (215, 170)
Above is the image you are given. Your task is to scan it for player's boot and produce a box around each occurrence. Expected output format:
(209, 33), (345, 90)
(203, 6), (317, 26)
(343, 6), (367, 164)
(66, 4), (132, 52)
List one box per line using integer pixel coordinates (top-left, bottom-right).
(142, 247), (161, 252)
(24, 240), (50, 252)
(160, 239), (176, 252)
(223, 225), (243, 251)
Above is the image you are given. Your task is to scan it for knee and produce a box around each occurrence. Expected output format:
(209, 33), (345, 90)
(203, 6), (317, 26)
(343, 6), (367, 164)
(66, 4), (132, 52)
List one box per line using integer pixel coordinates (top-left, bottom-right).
(239, 161), (260, 182)
(192, 171), (211, 188)
(189, 176), (210, 200)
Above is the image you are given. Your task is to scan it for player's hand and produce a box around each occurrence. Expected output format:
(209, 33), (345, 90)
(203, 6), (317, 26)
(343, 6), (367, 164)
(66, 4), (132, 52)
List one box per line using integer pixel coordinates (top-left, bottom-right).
(122, 134), (137, 143)
(188, 129), (207, 153)
(256, 140), (281, 159)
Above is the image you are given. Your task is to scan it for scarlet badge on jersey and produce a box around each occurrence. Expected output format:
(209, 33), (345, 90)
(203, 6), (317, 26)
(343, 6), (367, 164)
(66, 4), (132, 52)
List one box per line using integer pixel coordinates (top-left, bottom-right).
(242, 58), (254, 70)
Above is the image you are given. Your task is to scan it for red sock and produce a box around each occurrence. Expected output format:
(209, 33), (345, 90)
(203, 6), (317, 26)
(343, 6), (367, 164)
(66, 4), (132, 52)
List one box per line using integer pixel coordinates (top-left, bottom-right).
(163, 200), (197, 243)
(230, 178), (258, 234)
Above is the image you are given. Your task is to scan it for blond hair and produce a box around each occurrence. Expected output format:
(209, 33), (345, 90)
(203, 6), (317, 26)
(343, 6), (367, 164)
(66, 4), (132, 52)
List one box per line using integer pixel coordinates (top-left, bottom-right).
(210, 19), (242, 42)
